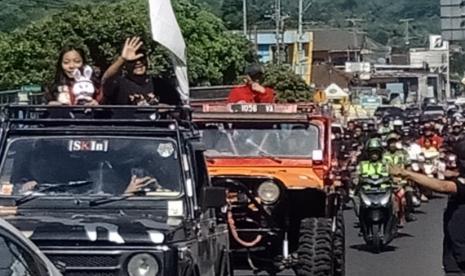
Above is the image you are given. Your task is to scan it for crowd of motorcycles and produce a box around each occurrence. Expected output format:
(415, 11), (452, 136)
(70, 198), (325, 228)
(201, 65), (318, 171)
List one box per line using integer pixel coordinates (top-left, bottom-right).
(332, 108), (463, 252)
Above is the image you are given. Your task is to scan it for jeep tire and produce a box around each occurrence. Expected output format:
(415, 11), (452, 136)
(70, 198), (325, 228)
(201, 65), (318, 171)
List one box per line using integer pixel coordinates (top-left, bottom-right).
(294, 217), (334, 276)
(334, 210), (345, 276)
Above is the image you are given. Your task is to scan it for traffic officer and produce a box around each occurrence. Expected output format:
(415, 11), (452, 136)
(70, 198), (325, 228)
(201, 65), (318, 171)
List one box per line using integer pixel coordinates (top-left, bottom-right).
(353, 138), (388, 217)
(358, 138), (389, 179)
(390, 138), (465, 276)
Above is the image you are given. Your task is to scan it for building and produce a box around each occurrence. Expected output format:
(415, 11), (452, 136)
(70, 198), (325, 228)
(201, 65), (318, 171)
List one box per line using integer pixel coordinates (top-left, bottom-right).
(247, 29), (390, 86)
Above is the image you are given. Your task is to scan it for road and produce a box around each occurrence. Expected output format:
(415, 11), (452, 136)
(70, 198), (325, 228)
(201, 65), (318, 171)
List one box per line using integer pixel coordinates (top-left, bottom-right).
(237, 195), (446, 276)
(346, 195), (445, 276)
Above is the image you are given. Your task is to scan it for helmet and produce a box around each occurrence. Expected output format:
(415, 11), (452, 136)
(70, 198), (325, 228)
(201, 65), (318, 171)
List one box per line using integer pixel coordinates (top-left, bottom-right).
(393, 119), (403, 127)
(366, 138), (383, 152)
(386, 133), (400, 143)
(453, 120), (463, 127)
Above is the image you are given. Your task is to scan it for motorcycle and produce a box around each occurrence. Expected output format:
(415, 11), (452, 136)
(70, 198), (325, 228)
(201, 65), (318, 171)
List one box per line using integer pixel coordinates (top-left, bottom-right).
(437, 152), (458, 180)
(358, 175), (397, 253)
(418, 151), (439, 178)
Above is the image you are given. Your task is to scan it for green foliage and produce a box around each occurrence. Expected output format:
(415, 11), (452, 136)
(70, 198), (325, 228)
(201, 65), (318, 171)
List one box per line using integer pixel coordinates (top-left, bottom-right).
(0, 0), (254, 90)
(262, 64), (313, 103)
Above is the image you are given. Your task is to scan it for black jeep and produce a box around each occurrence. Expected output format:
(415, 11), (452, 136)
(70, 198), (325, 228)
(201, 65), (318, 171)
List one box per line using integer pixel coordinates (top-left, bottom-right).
(0, 105), (230, 276)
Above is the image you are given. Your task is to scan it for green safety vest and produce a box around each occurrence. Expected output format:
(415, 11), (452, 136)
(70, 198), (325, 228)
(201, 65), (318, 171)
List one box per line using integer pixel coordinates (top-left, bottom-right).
(359, 161), (389, 178)
(383, 152), (406, 167)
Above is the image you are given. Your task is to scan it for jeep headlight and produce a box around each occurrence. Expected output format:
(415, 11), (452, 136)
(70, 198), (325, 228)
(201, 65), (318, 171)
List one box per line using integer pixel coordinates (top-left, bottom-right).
(127, 253), (159, 276)
(257, 181), (280, 204)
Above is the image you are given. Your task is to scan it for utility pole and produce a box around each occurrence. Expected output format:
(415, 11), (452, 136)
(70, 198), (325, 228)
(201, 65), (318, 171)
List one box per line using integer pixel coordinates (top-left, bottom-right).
(346, 18), (364, 62)
(298, 0), (313, 76)
(275, 0), (282, 64)
(266, 0), (289, 64)
(400, 18), (413, 46)
(243, 0), (247, 36)
(446, 40), (451, 98)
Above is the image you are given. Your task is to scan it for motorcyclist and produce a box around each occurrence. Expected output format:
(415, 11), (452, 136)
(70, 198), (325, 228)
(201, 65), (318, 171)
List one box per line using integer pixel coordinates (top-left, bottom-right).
(346, 121), (356, 136)
(383, 134), (416, 222)
(353, 138), (389, 217)
(378, 118), (392, 140)
(392, 119), (404, 137)
(418, 122), (443, 150)
(444, 120), (464, 150)
(353, 126), (365, 145)
(357, 138), (389, 179)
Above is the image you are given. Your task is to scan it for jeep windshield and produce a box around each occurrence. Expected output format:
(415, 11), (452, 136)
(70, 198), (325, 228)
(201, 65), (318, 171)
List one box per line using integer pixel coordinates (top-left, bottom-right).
(0, 136), (182, 197)
(200, 123), (321, 158)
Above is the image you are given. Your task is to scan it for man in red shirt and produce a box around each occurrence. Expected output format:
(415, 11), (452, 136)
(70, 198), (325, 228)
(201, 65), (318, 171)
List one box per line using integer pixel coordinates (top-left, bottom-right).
(227, 64), (275, 103)
(417, 123), (443, 150)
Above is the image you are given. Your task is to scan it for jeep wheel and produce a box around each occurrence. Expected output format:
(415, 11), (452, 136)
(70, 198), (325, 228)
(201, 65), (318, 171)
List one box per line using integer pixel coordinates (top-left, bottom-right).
(334, 210), (345, 276)
(294, 217), (334, 276)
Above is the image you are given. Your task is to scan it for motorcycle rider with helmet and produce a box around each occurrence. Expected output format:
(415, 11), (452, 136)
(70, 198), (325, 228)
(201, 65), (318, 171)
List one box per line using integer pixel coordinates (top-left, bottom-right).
(383, 133), (416, 223)
(378, 118), (392, 140)
(353, 138), (390, 217)
(418, 122), (443, 150)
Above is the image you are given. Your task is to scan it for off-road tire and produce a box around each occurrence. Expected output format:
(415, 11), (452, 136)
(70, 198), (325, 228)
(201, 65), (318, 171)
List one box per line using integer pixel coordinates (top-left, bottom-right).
(333, 210), (345, 276)
(294, 217), (334, 276)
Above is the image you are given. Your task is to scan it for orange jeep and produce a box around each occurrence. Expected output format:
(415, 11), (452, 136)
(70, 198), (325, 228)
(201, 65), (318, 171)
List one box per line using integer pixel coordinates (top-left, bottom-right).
(193, 103), (344, 276)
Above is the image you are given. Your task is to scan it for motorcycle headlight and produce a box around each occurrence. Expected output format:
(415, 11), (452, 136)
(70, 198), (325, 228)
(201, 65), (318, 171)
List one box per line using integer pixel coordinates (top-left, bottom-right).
(257, 181), (280, 204)
(379, 193), (391, 205)
(127, 253), (159, 276)
(360, 192), (372, 207)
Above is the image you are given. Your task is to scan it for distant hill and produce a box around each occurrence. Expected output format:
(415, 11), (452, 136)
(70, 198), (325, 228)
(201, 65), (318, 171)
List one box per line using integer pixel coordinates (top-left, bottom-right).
(0, 0), (442, 47)
(200, 0), (440, 47)
(0, 0), (116, 32)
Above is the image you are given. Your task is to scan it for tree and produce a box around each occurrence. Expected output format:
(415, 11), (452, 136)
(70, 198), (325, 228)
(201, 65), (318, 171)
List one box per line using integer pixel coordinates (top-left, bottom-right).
(262, 64), (313, 103)
(0, 0), (254, 90)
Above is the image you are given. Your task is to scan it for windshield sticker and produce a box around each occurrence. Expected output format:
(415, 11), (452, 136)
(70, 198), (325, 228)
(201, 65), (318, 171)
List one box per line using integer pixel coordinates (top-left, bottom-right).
(68, 140), (109, 152)
(157, 143), (174, 158)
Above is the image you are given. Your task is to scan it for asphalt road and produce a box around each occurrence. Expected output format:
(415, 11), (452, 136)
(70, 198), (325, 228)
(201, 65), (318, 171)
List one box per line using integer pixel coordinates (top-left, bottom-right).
(346, 195), (445, 276)
(237, 195), (446, 276)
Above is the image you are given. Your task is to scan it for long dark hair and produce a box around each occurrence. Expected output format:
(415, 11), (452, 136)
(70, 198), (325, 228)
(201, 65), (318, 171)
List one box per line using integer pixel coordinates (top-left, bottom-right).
(55, 46), (87, 84)
(46, 46), (87, 102)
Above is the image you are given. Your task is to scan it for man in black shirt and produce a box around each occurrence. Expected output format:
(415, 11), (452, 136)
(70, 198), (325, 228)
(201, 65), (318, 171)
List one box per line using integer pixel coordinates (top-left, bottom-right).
(391, 139), (465, 276)
(102, 37), (182, 106)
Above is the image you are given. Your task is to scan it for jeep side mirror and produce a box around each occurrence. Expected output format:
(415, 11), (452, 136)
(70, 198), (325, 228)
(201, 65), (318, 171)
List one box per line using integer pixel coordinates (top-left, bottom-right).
(200, 186), (226, 209)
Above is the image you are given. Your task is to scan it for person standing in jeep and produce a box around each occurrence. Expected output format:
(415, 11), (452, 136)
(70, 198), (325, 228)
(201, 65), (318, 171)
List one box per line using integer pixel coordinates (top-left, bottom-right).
(102, 37), (182, 106)
(227, 64), (275, 104)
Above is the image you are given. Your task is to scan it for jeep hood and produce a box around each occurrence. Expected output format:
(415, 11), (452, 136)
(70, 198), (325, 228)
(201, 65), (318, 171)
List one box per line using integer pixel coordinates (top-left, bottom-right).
(3, 213), (184, 246)
(208, 167), (325, 189)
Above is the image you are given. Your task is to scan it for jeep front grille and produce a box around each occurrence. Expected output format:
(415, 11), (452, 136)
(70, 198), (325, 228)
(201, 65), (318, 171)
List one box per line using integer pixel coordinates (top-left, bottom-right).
(43, 250), (122, 276)
(50, 255), (120, 268)
(65, 272), (116, 276)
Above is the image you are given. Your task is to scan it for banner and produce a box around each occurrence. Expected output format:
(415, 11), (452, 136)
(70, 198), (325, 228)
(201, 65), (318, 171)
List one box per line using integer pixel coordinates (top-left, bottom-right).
(148, 0), (189, 101)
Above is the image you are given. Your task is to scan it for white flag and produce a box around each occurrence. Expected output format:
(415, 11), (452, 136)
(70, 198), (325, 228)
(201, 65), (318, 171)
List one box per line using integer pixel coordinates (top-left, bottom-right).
(148, 0), (189, 101)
